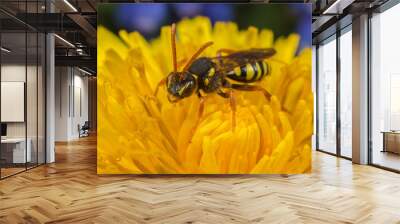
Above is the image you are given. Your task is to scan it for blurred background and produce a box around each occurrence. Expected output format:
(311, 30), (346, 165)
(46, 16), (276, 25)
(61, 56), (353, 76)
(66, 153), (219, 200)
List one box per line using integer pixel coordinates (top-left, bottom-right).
(98, 3), (311, 51)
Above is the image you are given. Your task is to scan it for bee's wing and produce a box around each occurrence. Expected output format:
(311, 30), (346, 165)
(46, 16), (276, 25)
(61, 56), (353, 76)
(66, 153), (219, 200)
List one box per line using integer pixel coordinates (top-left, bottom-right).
(210, 48), (276, 73)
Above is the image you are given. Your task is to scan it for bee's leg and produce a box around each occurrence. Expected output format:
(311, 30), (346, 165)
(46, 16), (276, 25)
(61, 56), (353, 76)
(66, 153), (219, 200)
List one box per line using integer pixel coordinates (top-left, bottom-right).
(167, 94), (180, 103)
(216, 89), (229, 98)
(189, 92), (206, 139)
(154, 78), (167, 97)
(230, 84), (271, 102)
(229, 90), (237, 131)
(217, 88), (236, 131)
(198, 93), (205, 119)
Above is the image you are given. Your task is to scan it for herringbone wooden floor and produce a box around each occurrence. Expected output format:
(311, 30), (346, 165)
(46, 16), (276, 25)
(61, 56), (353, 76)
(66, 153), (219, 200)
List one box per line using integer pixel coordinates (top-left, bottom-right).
(1, 136), (400, 224)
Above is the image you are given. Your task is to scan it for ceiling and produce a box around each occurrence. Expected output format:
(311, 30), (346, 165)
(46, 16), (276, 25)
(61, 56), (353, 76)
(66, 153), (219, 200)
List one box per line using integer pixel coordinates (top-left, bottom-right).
(0, 0), (392, 73)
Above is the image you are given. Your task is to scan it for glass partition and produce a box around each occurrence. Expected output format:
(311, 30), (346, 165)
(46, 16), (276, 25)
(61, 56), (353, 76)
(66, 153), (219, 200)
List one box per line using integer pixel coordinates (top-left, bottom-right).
(0, 1), (46, 179)
(26, 0), (42, 170)
(339, 28), (352, 158)
(38, 32), (45, 165)
(317, 36), (337, 154)
(371, 3), (400, 171)
(1, 30), (28, 177)
(27, 30), (38, 169)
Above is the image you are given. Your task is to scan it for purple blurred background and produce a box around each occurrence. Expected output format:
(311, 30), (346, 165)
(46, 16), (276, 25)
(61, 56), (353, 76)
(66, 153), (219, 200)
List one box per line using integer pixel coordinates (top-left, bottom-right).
(98, 3), (311, 51)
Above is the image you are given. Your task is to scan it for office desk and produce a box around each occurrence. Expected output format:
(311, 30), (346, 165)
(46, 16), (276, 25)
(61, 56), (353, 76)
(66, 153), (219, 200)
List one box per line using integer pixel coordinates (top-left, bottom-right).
(1, 138), (31, 163)
(382, 131), (400, 154)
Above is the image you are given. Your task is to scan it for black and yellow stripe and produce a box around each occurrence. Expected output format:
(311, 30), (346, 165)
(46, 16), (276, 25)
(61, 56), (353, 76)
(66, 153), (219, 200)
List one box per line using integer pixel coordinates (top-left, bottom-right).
(227, 61), (269, 83)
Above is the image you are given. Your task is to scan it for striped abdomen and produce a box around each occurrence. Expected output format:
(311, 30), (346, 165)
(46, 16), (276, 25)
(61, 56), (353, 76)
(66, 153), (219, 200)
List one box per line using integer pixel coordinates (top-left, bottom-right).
(226, 61), (270, 83)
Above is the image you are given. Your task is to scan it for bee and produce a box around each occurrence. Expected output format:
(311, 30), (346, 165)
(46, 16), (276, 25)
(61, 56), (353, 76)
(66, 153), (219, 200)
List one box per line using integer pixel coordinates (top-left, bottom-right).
(154, 23), (276, 129)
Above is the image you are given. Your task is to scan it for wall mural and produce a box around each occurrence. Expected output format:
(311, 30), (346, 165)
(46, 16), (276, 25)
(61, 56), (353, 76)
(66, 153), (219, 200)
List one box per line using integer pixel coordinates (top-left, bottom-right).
(97, 3), (313, 174)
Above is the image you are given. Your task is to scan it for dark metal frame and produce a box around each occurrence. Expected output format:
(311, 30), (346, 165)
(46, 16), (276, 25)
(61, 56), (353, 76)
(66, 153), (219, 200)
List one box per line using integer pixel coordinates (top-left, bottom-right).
(315, 44), (319, 152)
(0, 15), (2, 179)
(336, 28), (341, 158)
(0, 0), (47, 180)
(367, 10), (373, 166)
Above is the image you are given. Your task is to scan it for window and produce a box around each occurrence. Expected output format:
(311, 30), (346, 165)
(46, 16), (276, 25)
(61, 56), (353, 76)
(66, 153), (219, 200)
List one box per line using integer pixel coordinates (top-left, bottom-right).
(312, 45), (317, 150)
(317, 36), (337, 154)
(339, 28), (352, 158)
(371, 3), (400, 171)
(0, 1), (46, 179)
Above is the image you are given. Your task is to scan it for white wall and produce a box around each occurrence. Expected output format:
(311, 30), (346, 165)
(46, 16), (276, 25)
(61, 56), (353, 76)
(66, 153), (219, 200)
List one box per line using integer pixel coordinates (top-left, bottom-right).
(55, 66), (70, 141)
(1, 64), (26, 81)
(72, 73), (89, 137)
(55, 67), (89, 141)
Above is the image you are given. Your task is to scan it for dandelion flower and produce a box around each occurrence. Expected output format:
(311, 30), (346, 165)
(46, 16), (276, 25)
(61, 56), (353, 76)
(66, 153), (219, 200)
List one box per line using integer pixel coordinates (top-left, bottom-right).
(97, 16), (313, 174)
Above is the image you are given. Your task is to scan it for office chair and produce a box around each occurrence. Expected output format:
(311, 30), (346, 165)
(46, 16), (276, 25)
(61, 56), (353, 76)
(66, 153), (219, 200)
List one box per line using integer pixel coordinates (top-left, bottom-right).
(79, 121), (90, 138)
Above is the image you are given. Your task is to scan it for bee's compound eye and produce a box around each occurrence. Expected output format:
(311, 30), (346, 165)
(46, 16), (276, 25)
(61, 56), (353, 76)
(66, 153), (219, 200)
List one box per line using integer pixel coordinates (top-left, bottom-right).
(166, 72), (196, 99)
(166, 72), (176, 85)
(178, 80), (195, 97)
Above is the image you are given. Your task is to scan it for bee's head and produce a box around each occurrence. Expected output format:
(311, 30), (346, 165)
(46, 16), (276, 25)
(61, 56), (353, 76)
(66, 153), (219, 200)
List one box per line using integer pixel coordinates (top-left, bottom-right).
(166, 72), (197, 102)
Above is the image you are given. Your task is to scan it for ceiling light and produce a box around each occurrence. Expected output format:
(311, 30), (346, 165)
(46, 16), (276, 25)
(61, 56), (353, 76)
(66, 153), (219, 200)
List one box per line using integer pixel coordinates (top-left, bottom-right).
(76, 48), (86, 56)
(54, 34), (75, 48)
(78, 67), (93, 76)
(1, 47), (11, 53)
(63, 0), (78, 12)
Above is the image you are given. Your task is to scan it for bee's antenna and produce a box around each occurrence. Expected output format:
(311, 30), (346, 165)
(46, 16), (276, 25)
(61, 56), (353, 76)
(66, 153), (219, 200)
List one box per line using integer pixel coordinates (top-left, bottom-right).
(171, 23), (178, 72)
(182, 41), (214, 72)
